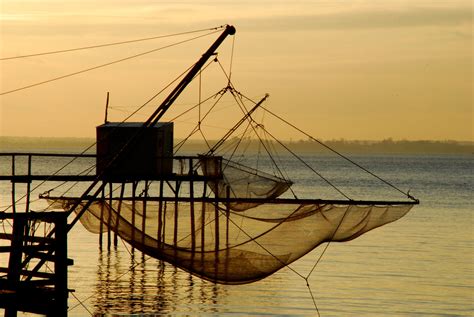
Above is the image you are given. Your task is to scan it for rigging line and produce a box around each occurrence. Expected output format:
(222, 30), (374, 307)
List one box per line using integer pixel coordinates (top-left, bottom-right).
(303, 205), (355, 316)
(220, 120), (253, 167)
(228, 34), (236, 84)
(248, 121), (299, 199)
(174, 88), (229, 153)
(216, 204), (306, 280)
(40, 167), (97, 213)
(69, 289), (94, 316)
(204, 89), (266, 155)
(154, 54), (217, 126)
(199, 68), (202, 125)
(199, 129), (212, 151)
(39, 262), (94, 315)
(7, 60), (195, 213)
(168, 91), (218, 122)
(0, 29), (221, 96)
(0, 26), (226, 61)
(173, 89), (227, 153)
(262, 128), (293, 186)
(261, 105), (417, 201)
(68, 252), (154, 313)
(254, 123), (351, 200)
(173, 128), (200, 153)
(209, 62), (290, 184)
(306, 207), (355, 280)
(228, 90), (294, 187)
(305, 280), (321, 317)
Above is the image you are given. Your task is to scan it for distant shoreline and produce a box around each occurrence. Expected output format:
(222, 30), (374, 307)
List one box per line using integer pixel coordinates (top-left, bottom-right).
(0, 136), (472, 155)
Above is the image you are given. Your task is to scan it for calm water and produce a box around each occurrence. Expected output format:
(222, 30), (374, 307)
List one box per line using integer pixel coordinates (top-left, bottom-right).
(0, 152), (472, 316)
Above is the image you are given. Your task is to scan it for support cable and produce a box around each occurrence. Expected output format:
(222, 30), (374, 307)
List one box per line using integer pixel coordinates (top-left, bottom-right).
(1, 62), (195, 213)
(0, 30), (221, 96)
(213, 59), (293, 187)
(228, 35), (236, 84)
(228, 90), (297, 196)
(260, 106), (417, 201)
(173, 88), (228, 153)
(0, 26), (226, 61)
(247, 121), (351, 200)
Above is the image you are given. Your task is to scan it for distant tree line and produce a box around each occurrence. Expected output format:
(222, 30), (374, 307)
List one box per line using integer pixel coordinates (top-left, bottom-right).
(0, 136), (472, 154)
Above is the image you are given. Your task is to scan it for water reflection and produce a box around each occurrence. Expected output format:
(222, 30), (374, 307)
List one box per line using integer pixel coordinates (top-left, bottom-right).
(92, 247), (225, 316)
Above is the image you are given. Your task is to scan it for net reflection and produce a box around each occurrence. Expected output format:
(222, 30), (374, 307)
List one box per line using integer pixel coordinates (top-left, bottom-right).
(92, 247), (226, 316)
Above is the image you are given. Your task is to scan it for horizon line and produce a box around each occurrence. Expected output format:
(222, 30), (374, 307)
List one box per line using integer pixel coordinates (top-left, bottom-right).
(0, 135), (473, 143)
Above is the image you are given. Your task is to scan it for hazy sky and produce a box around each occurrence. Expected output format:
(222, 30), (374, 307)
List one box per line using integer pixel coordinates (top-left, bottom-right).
(0, 0), (472, 141)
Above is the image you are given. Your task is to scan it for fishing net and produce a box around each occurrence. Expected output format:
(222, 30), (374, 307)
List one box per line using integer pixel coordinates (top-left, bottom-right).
(50, 198), (412, 284)
(199, 155), (292, 211)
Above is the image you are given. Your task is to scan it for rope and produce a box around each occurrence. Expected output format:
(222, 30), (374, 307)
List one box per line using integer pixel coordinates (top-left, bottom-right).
(261, 105), (417, 201)
(0, 26), (226, 61)
(0, 30), (221, 96)
(305, 279), (321, 316)
(212, 59), (293, 187)
(1, 58), (196, 215)
(302, 204), (356, 315)
(250, 123), (352, 200)
(173, 87), (227, 153)
(228, 35), (236, 84)
(216, 204), (307, 280)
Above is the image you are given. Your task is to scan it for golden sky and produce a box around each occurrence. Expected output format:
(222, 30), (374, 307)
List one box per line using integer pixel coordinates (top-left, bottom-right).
(0, 0), (472, 141)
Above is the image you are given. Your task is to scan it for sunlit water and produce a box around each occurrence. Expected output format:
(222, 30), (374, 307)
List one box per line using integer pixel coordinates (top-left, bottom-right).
(0, 152), (472, 316)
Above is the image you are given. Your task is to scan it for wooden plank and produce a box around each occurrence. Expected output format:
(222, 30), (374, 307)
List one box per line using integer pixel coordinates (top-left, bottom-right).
(21, 250), (55, 262)
(0, 173), (223, 183)
(44, 196), (419, 206)
(0, 286), (58, 315)
(0, 233), (54, 244)
(8, 216), (25, 286)
(0, 267), (55, 279)
(0, 211), (69, 223)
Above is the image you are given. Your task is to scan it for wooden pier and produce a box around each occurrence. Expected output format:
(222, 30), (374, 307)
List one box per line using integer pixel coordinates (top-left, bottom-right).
(0, 211), (72, 317)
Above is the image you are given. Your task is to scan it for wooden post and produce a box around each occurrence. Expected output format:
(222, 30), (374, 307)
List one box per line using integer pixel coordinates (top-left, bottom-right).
(174, 180), (179, 248)
(5, 216), (25, 317)
(107, 182), (112, 250)
(54, 213), (68, 316)
(131, 181), (137, 250)
(189, 158), (196, 252)
(213, 157), (221, 253)
(214, 181), (219, 253)
(25, 155), (32, 213)
(0, 212), (71, 316)
(225, 185), (230, 281)
(141, 181), (148, 245)
(226, 185), (230, 248)
(114, 183), (125, 247)
(99, 186), (105, 249)
(201, 180), (207, 253)
(157, 179), (163, 247)
(11, 154), (16, 214)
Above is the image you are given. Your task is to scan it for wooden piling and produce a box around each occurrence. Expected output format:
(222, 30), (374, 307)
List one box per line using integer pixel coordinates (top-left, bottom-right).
(25, 155), (32, 213)
(114, 183), (125, 247)
(11, 154), (16, 213)
(107, 182), (112, 250)
(141, 181), (148, 245)
(189, 158), (196, 251)
(157, 179), (163, 247)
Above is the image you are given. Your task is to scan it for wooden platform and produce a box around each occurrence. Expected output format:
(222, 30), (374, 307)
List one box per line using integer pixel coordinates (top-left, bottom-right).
(0, 211), (72, 317)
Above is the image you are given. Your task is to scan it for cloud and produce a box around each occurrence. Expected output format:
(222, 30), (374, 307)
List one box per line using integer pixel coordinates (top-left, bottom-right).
(236, 7), (472, 32)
